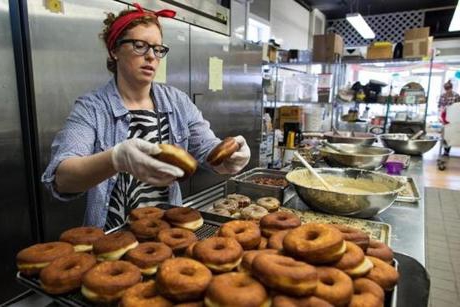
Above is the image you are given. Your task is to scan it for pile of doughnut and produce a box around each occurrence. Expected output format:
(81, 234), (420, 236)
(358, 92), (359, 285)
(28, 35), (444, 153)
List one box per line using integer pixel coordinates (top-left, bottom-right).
(209, 193), (281, 220)
(16, 207), (399, 306)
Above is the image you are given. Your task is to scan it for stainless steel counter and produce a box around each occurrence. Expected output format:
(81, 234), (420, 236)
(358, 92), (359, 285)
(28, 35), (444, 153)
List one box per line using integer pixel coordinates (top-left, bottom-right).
(285, 157), (426, 266)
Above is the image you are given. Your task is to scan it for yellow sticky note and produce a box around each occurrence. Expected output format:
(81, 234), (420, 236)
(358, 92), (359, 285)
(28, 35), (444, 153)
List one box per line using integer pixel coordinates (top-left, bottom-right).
(154, 56), (167, 84)
(209, 57), (223, 91)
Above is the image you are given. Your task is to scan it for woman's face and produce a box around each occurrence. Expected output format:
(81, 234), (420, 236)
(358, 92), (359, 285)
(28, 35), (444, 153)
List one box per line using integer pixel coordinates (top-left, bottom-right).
(112, 23), (162, 85)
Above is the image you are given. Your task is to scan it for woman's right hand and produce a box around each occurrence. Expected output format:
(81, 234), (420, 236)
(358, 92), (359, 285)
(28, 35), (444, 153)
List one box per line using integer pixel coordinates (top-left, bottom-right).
(111, 139), (184, 186)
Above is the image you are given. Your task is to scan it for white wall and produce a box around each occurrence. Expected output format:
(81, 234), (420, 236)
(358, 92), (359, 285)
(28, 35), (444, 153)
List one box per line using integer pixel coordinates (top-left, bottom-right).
(270, 0), (310, 50)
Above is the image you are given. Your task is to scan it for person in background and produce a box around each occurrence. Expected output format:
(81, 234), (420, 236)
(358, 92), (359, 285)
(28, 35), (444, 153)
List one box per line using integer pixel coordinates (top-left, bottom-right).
(438, 80), (460, 156)
(41, 3), (250, 230)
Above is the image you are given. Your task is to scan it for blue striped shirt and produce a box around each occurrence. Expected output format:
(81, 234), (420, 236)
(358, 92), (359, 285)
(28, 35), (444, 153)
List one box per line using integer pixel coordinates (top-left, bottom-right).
(42, 78), (221, 227)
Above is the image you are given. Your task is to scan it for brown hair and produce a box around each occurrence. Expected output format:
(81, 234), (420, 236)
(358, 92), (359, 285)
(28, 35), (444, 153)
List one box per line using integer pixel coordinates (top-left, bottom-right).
(444, 80), (453, 91)
(100, 9), (163, 73)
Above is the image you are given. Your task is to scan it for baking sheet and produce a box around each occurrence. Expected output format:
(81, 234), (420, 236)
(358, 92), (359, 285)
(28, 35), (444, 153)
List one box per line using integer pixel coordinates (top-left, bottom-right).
(395, 176), (421, 203)
(280, 207), (392, 245)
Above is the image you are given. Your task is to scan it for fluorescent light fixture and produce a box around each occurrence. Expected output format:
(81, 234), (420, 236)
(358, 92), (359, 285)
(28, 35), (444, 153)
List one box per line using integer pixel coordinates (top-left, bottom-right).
(346, 13), (375, 39)
(449, 0), (460, 31)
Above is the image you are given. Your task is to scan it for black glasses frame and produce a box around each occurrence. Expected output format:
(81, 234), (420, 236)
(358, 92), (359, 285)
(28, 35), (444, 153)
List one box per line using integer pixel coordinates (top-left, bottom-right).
(116, 39), (170, 58)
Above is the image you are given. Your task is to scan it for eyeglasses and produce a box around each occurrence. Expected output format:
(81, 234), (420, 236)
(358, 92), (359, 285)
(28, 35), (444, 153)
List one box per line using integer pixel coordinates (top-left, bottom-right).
(116, 39), (169, 58)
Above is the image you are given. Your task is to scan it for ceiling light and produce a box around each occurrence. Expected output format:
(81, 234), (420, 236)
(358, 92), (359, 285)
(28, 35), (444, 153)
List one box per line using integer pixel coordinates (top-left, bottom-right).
(449, 0), (460, 32)
(346, 13), (375, 39)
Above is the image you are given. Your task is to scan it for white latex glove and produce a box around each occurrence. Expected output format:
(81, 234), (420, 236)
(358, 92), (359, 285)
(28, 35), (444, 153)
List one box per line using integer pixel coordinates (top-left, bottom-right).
(213, 135), (251, 175)
(112, 139), (184, 187)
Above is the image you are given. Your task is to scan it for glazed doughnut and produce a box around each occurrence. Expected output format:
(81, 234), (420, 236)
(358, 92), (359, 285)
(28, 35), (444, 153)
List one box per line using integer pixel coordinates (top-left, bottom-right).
(260, 211), (301, 237)
(59, 227), (104, 252)
(153, 143), (198, 179)
(193, 237), (243, 273)
(207, 207), (231, 217)
(164, 207), (203, 231)
(39, 253), (96, 294)
(238, 249), (278, 273)
(204, 272), (270, 307)
(129, 218), (170, 241)
(81, 260), (141, 304)
(268, 229), (289, 251)
(272, 295), (333, 307)
(365, 256), (399, 291)
(366, 240), (394, 263)
(206, 137), (240, 166)
(252, 254), (318, 296)
(156, 257), (212, 302)
(129, 207), (164, 223)
(93, 231), (138, 261)
(283, 223), (346, 264)
(227, 193), (251, 208)
(213, 198), (239, 214)
(258, 236), (268, 249)
(256, 197), (281, 212)
(240, 204), (269, 220)
(157, 228), (198, 254)
(218, 220), (261, 250)
(121, 280), (172, 307)
(314, 267), (354, 306)
(349, 278), (384, 307)
(231, 211), (242, 219)
(331, 224), (370, 252)
(333, 241), (374, 278)
(16, 242), (74, 276)
(125, 242), (173, 275)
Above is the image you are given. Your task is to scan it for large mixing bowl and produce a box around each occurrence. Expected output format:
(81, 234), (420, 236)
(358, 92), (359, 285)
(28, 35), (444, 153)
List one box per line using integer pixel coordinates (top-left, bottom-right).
(380, 133), (438, 155)
(319, 143), (394, 170)
(324, 131), (376, 146)
(286, 168), (405, 218)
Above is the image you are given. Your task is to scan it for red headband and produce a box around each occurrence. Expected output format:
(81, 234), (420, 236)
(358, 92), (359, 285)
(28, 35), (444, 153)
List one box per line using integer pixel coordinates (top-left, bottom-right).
(107, 3), (176, 51)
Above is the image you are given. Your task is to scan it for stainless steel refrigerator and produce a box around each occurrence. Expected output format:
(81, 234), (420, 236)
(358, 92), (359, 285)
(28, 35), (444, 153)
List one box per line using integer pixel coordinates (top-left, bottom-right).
(0, 0), (262, 301)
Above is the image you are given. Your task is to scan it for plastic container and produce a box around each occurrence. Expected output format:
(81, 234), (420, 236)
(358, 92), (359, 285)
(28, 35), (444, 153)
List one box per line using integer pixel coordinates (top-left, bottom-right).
(385, 161), (404, 175)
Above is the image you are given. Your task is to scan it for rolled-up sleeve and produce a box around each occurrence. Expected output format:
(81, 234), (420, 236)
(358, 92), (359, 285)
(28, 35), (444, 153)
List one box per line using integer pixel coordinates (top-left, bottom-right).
(41, 98), (96, 201)
(181, 93), (221, 165)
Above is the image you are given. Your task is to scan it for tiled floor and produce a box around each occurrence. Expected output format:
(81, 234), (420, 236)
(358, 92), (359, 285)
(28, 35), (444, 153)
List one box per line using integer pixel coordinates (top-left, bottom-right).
(426, 187), (460, 307)
(423, 144), (460, 190)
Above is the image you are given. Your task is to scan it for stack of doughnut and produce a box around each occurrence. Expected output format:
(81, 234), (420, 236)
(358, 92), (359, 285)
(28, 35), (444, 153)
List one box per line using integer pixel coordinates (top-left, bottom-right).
(16, 208), (399, 306)
(208, 193), (280, 220)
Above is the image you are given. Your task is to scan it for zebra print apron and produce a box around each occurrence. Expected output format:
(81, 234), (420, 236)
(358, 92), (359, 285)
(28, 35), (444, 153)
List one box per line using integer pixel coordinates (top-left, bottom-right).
(105, 109), (169, 230)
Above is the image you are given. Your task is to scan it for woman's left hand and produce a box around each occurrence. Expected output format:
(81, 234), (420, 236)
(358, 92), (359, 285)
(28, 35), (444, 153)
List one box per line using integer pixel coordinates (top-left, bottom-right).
(213, 135), (250, 174)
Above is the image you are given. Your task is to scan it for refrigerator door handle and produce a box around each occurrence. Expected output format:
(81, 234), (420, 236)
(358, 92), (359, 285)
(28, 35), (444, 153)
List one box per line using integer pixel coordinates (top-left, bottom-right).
(192, 93), (203, 105)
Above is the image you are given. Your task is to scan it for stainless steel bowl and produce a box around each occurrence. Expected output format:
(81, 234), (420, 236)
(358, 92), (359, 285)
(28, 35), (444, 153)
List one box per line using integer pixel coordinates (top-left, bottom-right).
(324, 131), (376, 146)
(286, 168), (405, 218)
(319, 143), (394, 170)
(380, 133), (438, 155)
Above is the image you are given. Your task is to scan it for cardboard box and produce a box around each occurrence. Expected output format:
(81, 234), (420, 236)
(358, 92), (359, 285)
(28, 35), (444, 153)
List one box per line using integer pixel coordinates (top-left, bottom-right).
(279, 106), (303, 129)
(313, 33), (343, 62)
(404, 27), (430, 40)
(403, 36), (433, 58)
(262, 44), (279, 62)
(367, 42), (393, 59)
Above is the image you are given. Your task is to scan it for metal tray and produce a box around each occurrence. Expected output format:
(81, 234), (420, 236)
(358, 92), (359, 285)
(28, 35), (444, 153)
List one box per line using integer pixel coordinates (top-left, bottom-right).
(228, 167), (294, 204)
(395, 176), (421, 203)
(16, 203), (397, 307)
(280, 207), (392, 246)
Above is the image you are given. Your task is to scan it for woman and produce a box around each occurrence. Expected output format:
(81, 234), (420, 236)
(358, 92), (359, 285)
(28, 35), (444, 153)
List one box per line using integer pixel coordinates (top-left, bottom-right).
(439, 80), (460, 155)
(41, 4), (250, 229)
